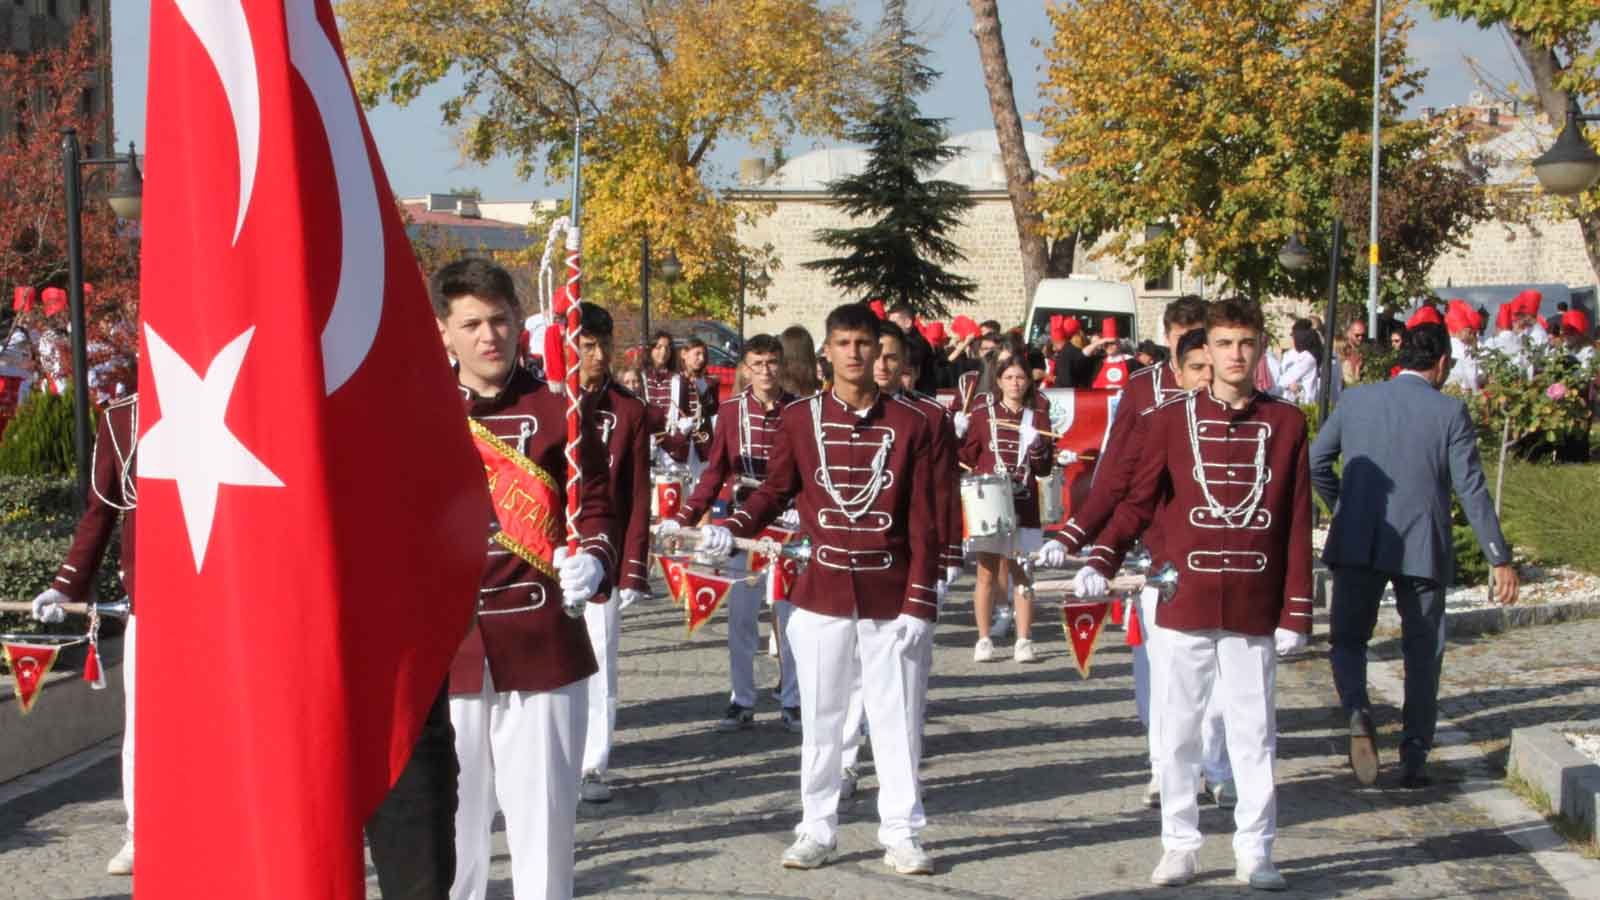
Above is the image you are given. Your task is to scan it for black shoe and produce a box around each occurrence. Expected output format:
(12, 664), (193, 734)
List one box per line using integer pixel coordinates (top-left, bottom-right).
(780, 706), (803, 733)
(715, 703), (754, 733)
(1399, 748), (1431, 789)
(1348, 709), (1379, 785)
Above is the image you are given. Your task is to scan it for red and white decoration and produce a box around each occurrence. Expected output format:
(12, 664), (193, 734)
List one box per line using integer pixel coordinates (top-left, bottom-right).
(2, 642), (66, 714)
(683, 567), (738, 636)
(1061, 601), (1112, 680)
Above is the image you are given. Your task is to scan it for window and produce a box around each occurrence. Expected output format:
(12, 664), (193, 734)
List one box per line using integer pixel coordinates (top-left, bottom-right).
(47, 0), (59, 18)
(1144, 267), (1174, 292)
(80, 87), (94, 115)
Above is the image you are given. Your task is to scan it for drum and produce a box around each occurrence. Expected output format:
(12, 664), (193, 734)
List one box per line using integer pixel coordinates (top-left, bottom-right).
(961, 474), (1016, 539)
(1036, 469), (1064, 524)
(652, 466), (689, 519)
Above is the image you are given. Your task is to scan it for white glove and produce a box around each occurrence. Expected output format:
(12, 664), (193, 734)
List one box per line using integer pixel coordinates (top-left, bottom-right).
(944, 565), (962, 586)
(553, 547), (604, 617)
(696, 524), (734, 562)
(656, 518), (683, 536)
(1072, 566), (1109, 598)
(935, 580), (949, 604)
(952, 411), (970, 438)
(896, 612), (933, 645)
(1036, 541), (1070, 569)
(1056, 448), (1079, 466)
(1274, 627), (1308, 657)
(672, 415), (697, 436)
(778, 508), (800, 530)
(32, 588), (68, 624)
(618, 588), (648, 611)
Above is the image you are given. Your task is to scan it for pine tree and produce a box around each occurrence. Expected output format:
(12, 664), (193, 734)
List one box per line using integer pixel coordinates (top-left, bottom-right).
(802, 0), (977, 318)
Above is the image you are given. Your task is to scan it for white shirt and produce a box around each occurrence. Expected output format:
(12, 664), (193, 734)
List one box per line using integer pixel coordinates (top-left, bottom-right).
(1275, 349), (1320, 404)
(1446, 336), (1484, 391)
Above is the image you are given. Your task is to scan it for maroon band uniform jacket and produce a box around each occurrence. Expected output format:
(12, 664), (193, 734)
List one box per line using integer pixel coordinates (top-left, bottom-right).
(451, 367), (615, 695)
(723, 391), (941, 621)
(1086, 387), (1314, 636)
(583, 378), (652, 594)
(54, 394), (138, 606)
(643, 369), (710, 463)
(905, 390), (963, 572)
(958, 398), (1055, 528)
(1056, 361), (1187, 565)
(672, 387), (795, 525)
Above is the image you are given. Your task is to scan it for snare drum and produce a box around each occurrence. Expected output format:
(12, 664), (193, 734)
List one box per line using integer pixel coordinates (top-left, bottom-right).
(1036, 469), (1064, 524)
(961, 473), (1017, 539)
(652, 466), (689, 519)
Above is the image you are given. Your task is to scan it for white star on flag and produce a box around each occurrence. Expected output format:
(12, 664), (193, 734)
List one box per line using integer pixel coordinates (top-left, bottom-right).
(139, 324), (284, 570)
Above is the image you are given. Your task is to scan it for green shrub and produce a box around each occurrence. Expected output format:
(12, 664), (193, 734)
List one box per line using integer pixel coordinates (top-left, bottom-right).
(0, 473), (125, 637)
(1452, 520), (1489, 587)
(0, 391), (82, 477)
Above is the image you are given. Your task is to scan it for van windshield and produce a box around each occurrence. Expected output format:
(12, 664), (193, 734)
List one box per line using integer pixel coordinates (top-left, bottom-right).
(1027, 310), (1135, 348)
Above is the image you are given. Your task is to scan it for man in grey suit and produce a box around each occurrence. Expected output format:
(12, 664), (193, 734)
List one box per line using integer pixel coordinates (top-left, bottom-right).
(1310, 323), (1518, 789)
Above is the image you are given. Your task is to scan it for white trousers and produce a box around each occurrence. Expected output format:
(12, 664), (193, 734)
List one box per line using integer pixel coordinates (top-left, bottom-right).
(122, 614), (136, 836)
(1157, 629), (1277, 861)
(727, 562), (797, 709)
(582, 598), (621, 776)
(450, 669), (587, 900)
(787, 609), (927, 847)
(1133, 589), (1231, 783)
(841, 621), (934, 775)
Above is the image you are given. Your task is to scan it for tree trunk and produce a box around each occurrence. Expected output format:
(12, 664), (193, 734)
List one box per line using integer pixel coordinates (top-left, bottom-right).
(968, 0), (1050, 305)
(1510, 30), (1600, 280)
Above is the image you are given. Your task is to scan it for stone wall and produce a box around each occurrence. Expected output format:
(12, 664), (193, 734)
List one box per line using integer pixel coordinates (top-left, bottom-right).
(1427, 216), (1597, 289)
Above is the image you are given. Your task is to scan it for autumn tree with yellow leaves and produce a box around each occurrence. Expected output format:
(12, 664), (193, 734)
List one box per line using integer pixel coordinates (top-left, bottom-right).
(338, 0), (865, 320)
(1036, 0), (1426, 300)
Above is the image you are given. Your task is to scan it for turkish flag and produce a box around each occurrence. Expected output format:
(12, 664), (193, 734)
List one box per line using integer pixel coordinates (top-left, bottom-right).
(1061, 601), (1111, 680)
(683, 567), (737, 635)
(747, 525), (796, 572)
(659, 555), (691, 606)
(135, 2), (486, 897)
(2, 642), (62, 714)
(1040, 387), (1117, 521)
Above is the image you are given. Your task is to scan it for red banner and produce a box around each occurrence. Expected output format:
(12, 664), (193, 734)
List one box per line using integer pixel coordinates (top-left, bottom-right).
(658, 556), (691, 607)
(1040, 387), (1118, 526)
(471, 420), (562, 579)
(684, 568), (737, 635)
(1062, 602), (1111, 680)
(3, 642), (63, 714)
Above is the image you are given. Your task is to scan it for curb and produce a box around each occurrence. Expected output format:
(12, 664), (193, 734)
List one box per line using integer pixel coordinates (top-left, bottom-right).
(1378, 598), (1600, 639)
(0, 635), (125, 785)
(1511, 723), (1600, 838)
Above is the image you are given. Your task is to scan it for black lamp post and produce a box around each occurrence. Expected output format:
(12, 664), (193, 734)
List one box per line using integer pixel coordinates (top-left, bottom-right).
(1532, 100), (1600, 197)
(1278, 220), (1344, 424)
(62, 129), (142, 510)
(736, 258), (771, 342)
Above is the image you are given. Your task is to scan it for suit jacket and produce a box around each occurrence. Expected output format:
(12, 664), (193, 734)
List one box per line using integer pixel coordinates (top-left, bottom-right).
(1310, 372), (1510, 586)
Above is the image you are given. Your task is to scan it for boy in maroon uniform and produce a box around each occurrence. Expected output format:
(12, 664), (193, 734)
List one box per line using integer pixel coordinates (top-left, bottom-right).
(1072, 296), (1311, 891)
(574, 303), (653, 803)
(433, 259), (615, 900)
(692, 303), (941, 876)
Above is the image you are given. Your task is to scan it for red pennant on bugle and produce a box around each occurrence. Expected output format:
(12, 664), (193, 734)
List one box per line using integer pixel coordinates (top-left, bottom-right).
(3, 642), (64, 714)
(684, 568), (737, 635)
(747, 526), (796, 572)
(1062, 602), (1111, 680)
(658, 556), (691, 607)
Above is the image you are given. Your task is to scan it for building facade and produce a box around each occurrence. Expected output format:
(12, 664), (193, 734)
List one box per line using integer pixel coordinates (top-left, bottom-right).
(0, 0), (114, 155)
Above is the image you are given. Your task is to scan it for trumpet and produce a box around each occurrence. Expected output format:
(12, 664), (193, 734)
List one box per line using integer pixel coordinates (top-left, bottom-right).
(0, 598), (131, 620)
(652, 526), (812, 563)
(1031, 562), (1180, 603)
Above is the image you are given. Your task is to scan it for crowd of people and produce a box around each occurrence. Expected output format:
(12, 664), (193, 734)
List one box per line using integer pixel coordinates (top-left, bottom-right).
(24, 255), (1596, 897)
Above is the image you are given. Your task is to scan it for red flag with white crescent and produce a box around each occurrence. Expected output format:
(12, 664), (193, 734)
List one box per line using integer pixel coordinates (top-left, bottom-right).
(659, 555), (691, 606)
(1040, 387), (1118, 523)
(747, 526), (796, 572)
(684, 567), (737, 635)
(136, 1), (486, 895)
(2, 642), (63, 714)
(1062, 601), (1111, 680)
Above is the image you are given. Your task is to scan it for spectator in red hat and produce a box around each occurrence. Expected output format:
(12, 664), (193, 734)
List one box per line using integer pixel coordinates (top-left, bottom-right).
(1492, 290), (1550, 368)
(1443, 300), (1484, 391)
(1562, 308), (1595, 367)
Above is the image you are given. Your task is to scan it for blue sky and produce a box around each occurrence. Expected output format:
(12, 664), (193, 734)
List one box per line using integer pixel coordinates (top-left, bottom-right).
(112, 2), (1527, 200)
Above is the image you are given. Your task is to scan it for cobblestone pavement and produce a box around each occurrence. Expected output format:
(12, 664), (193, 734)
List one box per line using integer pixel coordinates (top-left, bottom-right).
(0, 582), (1587, 898)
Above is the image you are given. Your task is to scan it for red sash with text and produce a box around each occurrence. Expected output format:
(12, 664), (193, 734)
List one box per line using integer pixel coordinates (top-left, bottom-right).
(470, 420), (562, 580)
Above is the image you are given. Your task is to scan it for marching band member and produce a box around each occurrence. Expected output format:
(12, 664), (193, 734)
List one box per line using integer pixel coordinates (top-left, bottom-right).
(679, 337), (722, 444)
(959, 352), (1054, 663)
(694, 303), (942, 876)
(1040, 296), (1232, 807)
(575, 304), (653, 803)
(433, 259), (615, 900)
(643, 331), (705, 467)
(1071, 296), (1312, 891)
(661, 334), (802, 733)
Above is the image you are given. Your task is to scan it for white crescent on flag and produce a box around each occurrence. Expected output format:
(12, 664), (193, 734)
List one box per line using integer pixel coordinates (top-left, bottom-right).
(171, 0), (258, 245)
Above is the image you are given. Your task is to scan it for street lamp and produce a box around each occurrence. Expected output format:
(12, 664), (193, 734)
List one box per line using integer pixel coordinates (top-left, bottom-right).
(62, 129), (142, 511)
(1532, 100), (1600, 197)
(1279, 219), (1345, 424)
(658, 250), (682, 284)
(639, 241), (683, 355)
(736, 258), (770, 342)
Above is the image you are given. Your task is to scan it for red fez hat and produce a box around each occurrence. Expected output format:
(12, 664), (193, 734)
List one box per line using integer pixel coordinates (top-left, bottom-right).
(1062, 317), (1082, 338)
(920, 320), (947, 344)
(1561, 308), (1590, 335)
(1537, 314), (1549, 331)
(1513, 289), (1542, 316)
(868, 299), (887, 320)
(1100, 318), (1118, 339)
(1495, 304), (1513, 330)
(1049, 314), (1067, 341)
(40, 286), (67, 317)
(1406, 306), (1443, 329)
(951, 315), (981, 340)
(1444, 304), (1473, 334)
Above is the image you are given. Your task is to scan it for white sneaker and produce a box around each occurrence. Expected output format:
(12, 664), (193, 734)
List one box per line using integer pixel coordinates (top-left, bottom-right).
(1208, 778), (1236, 809)
(973, 637), (995, 662)
(106, 838), (134, 876)
(840, 766), (860, 801)
(781, 835), (835, 869)
(990, 607), (1014, 639)
(1236, 857), (1288, 891)
(882, 838), (934, 875)
(1142, 774), (1162, 808)
(580, 770), (612, 803)
(1150, 849), (1198, 886)
(1012, 638), (1037, 663)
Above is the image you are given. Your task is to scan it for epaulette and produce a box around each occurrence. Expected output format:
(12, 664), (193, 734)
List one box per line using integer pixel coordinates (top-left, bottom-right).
(105, 392), (139, 410)
(785, 392), (821, 410)
(1143, 388), (1196, 416)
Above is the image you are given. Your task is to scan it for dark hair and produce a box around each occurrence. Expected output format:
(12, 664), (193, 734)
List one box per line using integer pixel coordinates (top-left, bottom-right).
(903, 331), (930, 373)
(648, 330), (678, 373)
(741, 333), (783, 361)
(1290, 318), (1323, 364)
(979, 351), (1037, 407)
(779, 326), (820, 395)
(877, 319), (907, 352)
(1205, 295), (1265, 333)
(429, 258), (520, 319)
(1176, 327), (1208, 358)
(825, 303), (882, 339)
(980, 319), (1003, 333)
(886, 302), (914, 319)
(683, 337), (707, 351)
(577, 302), (613, 339)
(1397, 323), (1450, 371)
(1163, 294), (1208, 332)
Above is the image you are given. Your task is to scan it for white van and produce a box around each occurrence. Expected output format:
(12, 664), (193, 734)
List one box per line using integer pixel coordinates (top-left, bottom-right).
(1023, 276), (1138, 346)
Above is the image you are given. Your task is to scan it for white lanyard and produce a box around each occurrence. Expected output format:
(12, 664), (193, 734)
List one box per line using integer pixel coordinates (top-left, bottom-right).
(810, 393), (891, 522)
(986, 396), (1032, 476)
(1185, 392), (1267, 527)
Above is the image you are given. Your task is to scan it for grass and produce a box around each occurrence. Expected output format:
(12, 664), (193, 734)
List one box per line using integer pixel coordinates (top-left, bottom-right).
(1487, 460), (1600, 575)
(1505, 769), (1600, 859)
